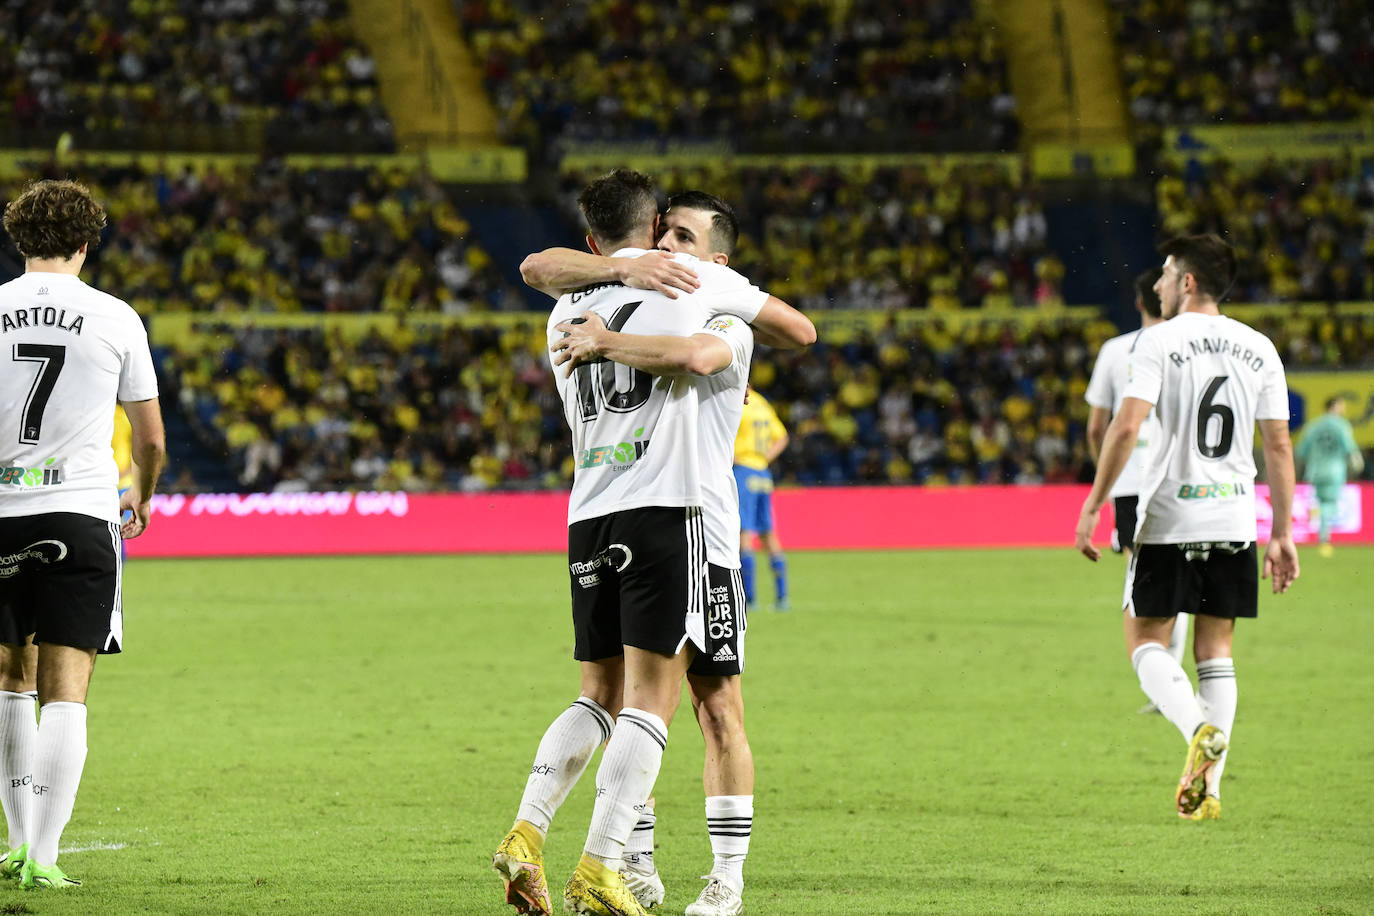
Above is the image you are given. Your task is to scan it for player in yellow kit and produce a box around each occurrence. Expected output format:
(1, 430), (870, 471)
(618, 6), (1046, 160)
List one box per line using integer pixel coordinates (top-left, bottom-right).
(733, 391), (790, 610)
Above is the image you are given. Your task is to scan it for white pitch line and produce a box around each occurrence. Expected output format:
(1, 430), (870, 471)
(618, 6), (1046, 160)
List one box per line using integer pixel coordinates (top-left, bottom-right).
(59, 841), (130, 854)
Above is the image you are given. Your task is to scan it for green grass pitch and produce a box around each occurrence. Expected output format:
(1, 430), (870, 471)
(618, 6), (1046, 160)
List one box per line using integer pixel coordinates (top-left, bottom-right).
(3, 547), (1370, 914)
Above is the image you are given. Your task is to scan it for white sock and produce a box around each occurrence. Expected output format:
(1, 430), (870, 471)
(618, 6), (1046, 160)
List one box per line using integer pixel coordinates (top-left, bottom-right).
(0, 691), (36, 849)
(30, 702), (88, 867)
(705, 794), (752, 894)
(1131, 643), (1204, 742)
(623, 801), (655, 867)
(1166, 614), (1190, 664)
(1196, 657), (1237, 796)
(516, 697), (613, 834)
(584, 708), (666, 866)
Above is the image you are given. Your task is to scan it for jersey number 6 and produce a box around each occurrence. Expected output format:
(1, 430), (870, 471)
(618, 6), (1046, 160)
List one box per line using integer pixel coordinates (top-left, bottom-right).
(1196, 375), (1235, 459)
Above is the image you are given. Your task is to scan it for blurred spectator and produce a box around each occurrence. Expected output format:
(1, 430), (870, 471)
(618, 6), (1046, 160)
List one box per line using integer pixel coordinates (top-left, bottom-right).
(560, 161), (1062, 310)
(459, 0), (1019, 155)
(0, 0), (394, 152)
(1113, 0), (1374, 126)
(1, 159), (508, 313)
(1155, 154), (1374, 304)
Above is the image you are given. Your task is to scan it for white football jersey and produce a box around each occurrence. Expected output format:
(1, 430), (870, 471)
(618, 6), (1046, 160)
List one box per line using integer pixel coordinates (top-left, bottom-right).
(1122, 312), (1288, 543)
(1084, 329), (1163, 498)
(548, 250), (767, 525)
(0, 272), (158, 524)
(694, 313), (754, 568)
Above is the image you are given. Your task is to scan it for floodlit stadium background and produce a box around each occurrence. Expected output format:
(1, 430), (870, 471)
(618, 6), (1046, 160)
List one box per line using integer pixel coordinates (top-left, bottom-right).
(3, 0), (1372, 554)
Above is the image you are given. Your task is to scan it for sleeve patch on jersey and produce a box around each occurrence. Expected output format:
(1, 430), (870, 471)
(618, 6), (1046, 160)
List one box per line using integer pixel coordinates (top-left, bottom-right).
(706, 316), (736, 332)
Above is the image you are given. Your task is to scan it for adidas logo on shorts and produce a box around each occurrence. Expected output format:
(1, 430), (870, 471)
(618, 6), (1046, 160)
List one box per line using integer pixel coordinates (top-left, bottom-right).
(712, 645), (736, 662)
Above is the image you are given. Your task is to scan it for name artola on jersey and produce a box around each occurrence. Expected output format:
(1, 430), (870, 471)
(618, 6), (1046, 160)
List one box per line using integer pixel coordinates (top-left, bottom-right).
(1, 306), (84, 335)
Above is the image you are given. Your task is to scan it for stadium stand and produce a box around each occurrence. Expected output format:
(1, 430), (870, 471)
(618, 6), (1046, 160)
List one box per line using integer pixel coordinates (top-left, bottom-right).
(558, 159), (1064, 310)
(1153, 154), (1374, 303)
(1112, 0), (1374, 126)
(156, 318), (568, 493)
(4, 0), (1372, 496)
(0, 0), (394, 152)
(456, 0), (1020, 154)
(0, 158), (511, 314)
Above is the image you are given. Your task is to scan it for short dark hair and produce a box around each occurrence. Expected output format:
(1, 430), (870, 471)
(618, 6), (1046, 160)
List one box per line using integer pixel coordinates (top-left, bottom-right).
(665, 190), (739, 256)
(1326, 395), (1344, 411)
(3, 179), (106, 260)
(1134, 267), (1162, 318)
(1158, 234), (1237, 302)
(576, 168), (658, 251)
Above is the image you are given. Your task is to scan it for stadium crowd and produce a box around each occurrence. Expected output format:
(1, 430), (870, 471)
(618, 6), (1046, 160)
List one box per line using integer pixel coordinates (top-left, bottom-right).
(561, 161), (1066, 310)
(158, 315), (1105, 492)
(0, 0), (393, 151)
(1113, 0), (1374, 126)
(157, 303), (1374, 494)
(0, 159), (509, 314)
(458, 0), (1019, 153)
(1155, 154), (1374, 303)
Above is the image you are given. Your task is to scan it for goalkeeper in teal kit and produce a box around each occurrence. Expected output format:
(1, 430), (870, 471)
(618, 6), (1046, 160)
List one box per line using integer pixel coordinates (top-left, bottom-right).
(1295, 396), (1364, 556)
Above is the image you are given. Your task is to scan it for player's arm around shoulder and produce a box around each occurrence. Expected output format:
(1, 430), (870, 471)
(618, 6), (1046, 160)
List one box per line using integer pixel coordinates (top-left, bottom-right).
(521, 248), (699, 299)
(119, 397), (166, 539)
(691, 261), (816, 349)
(550, 311), (733, 377)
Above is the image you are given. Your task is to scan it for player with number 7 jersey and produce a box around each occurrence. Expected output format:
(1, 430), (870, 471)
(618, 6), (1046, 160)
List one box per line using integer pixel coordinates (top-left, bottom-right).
(0, 178), (165, 892)
(0, 271), (158, 522)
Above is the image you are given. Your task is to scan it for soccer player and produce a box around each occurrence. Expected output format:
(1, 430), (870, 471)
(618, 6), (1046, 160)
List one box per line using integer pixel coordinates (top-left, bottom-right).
(505, 187), (812, 916)
(733, 390), (790, 610)
(1075, 234), (1299, 821)
(0, 180), (166, 887)
(1085, 268), (1188, 707)
(567, 192), (796, 916)
(493, 170), (780, 916)
(1295, 396), (1363, 557)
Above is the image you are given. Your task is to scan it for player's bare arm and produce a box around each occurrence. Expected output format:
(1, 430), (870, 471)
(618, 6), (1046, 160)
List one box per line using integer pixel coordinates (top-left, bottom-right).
(748, 296), (816, 350)
(1086, 406), (1111, 463)
(1258, 417), (1300, 593)
(552, 311), (732, 377)
(119, 397), (166, 539)
(1076, 397), (1151, 560)
(520, 248), (700, 299)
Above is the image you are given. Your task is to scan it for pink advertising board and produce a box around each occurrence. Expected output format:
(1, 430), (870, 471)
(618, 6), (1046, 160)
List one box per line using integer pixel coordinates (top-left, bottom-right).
(124, 483), (1372, 558)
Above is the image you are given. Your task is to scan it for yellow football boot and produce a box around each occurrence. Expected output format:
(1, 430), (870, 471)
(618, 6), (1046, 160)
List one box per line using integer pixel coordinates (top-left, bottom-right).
(563, 854), (648, 916)
(1176, 724), (1227, 817)
(493, 821), (553, 915)
(1186, 796), (1221, 821)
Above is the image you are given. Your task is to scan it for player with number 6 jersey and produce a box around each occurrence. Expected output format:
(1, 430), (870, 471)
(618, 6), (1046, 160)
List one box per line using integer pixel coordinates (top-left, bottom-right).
(1076, 234), (1298, 824)
(1125, 314), (1287, 545)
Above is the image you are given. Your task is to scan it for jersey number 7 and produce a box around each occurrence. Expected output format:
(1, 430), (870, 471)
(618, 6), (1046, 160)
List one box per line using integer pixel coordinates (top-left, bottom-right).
(12, 343), (66, 445)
